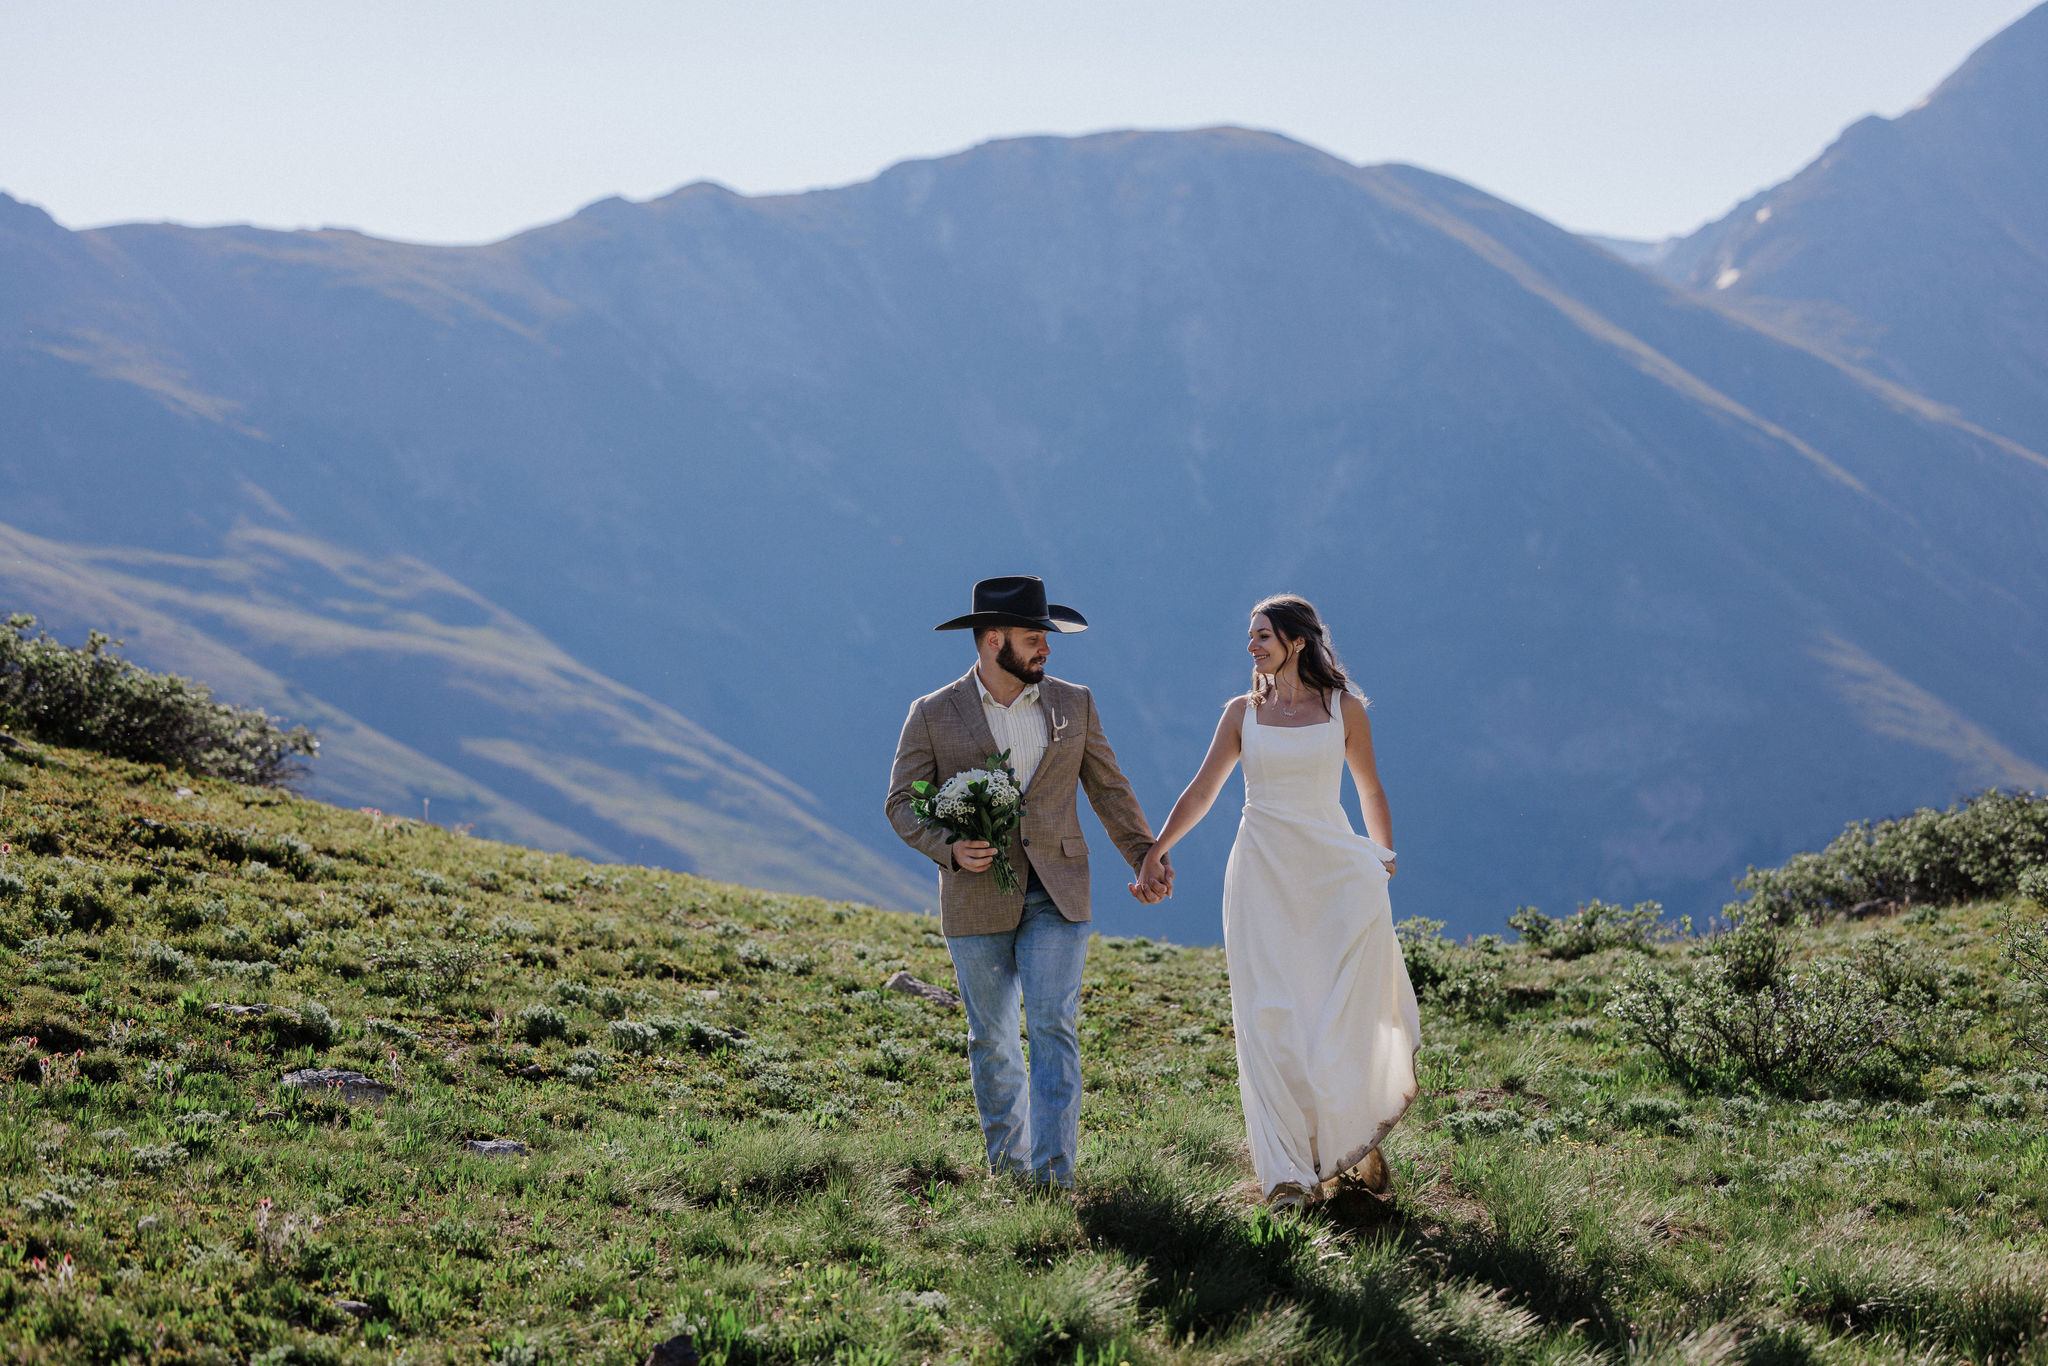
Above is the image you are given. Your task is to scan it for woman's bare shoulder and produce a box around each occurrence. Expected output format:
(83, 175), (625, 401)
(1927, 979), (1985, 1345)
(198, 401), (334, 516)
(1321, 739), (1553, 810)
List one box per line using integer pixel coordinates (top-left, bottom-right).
(1221, 694), (1250, 720)
(1338, 689), (1372, 725)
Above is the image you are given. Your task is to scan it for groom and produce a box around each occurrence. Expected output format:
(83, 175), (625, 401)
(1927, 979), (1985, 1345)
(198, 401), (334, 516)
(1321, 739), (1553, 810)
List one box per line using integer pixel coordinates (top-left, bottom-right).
(886, 575), (1169, 1186)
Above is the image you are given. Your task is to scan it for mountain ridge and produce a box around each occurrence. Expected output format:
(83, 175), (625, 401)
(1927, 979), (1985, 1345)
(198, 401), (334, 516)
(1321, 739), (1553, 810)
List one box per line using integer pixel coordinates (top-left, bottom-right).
(6, 117), (2047, 936)
(1651, 1), (2048, 453)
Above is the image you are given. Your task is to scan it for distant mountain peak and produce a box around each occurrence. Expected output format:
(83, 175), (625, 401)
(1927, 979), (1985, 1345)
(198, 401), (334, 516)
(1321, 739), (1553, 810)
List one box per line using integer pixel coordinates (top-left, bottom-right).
(1647, 1), (2048, 455)
(1918, 0), (2048, 113)
(0, 191), (62, 233)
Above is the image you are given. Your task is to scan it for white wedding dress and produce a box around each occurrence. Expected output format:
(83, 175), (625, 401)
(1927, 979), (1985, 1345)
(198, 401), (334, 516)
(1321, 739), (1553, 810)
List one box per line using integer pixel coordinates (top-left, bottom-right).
(1223, 692), (1421, 1195)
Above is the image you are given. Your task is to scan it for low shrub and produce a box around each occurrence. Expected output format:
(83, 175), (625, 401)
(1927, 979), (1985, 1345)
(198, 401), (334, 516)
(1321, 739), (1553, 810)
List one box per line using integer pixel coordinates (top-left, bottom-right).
(19, 1189), (77, 1220)
(134, 940), (194, 980)
(554, 979), (634, 1018)
(0, 615), (318, 788)
(1615, 1096), (1690, 1134)
(53, 877), (122, 933)
(1735, 791), (2048, 923)
(516, 1003), (570, 1044)
(1508, 900), (1662, 959)
(564, 1043), (604, 1085)
(368, 943), (488, 1005)
(1440, 1107), (1522, 1141)
(2019, 866), (2048, 906)
(1607, 922), (1903, 1094)
(609, 1019), (661, 1055)
(2004, 905), (2048, 1061)
(667, 1016), (747, 1053)
(263, 1001), (336, 1049)
(130, 1143), (189, 1173)
(600, 1014), (744, 1056)
(1398, 918), (1509, 1022)
(1978, 1092), (2031, 1119)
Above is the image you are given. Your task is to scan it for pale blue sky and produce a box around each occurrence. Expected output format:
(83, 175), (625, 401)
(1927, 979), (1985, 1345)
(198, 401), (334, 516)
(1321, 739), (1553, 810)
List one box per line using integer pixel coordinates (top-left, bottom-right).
(2, 1), (2037, 244)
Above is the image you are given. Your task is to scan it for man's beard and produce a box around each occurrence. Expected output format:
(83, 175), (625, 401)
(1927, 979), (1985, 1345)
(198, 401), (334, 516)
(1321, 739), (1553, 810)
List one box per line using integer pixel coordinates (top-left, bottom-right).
(997, 638), (1046, 685)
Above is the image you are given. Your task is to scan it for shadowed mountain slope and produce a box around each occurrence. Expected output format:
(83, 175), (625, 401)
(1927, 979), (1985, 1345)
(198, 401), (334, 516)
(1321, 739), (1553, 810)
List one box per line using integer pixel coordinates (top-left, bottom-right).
(5, 124), (2046, 936)
(0, 521), (928, 909)
(1655, 2), (2048, 453)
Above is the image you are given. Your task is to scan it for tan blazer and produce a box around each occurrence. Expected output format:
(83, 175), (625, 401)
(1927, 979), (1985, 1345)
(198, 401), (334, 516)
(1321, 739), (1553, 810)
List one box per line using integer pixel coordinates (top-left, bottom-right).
(886, 668), (1156, 936)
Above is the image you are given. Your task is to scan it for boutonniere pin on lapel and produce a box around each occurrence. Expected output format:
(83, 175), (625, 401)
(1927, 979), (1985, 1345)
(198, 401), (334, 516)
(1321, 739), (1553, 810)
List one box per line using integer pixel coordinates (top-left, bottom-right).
(1047, 701), (1071, 745)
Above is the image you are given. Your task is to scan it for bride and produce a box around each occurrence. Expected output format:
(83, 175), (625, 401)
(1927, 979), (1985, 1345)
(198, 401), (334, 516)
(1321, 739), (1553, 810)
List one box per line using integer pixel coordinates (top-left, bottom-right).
(1136, 594), (1420, 1209)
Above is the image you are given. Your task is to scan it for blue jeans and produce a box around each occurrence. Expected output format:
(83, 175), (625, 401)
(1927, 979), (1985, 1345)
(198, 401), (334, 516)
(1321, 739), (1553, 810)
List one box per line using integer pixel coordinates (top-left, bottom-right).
(947, 878), (1091, 1184)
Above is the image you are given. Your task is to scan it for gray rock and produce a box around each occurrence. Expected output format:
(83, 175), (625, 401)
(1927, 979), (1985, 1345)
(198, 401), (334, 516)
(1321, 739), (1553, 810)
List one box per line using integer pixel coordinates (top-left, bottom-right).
(280, 1068), (392, 1104)
(207, 1002), (284, 1019)
(465, 1138), (530, 1158)
(643, 1331), (699, 1366)
(334, 1298), (373, 1318)
(883, 970), (961, 1010)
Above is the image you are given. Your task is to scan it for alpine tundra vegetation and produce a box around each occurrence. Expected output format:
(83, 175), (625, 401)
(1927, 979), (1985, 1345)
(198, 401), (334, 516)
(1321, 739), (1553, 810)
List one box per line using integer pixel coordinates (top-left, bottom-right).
(0, 652), (2045, 1361)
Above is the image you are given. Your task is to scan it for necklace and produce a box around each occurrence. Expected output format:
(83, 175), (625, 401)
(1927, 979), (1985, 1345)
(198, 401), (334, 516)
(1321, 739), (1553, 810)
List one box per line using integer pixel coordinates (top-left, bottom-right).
(1278, 683), (1304, 717)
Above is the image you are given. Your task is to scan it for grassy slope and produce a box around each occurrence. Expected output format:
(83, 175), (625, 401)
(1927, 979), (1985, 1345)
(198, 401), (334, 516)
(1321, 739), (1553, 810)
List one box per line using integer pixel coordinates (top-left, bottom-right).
(1, 741), (2044, 1365)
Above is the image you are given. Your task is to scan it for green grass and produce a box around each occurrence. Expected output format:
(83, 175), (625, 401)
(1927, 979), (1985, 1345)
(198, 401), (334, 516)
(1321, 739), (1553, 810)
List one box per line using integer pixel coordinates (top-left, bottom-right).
(1, 738), (2044, 1363)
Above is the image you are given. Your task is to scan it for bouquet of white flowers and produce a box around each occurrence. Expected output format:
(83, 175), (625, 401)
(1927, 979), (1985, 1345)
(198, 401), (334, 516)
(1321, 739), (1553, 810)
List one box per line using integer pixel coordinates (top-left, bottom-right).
(910, 750), (1028, 894)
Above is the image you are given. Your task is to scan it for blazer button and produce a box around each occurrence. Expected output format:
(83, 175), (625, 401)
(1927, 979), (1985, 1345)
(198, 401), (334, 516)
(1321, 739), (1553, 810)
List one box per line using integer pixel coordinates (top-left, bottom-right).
(1022, 839), (1031, 847)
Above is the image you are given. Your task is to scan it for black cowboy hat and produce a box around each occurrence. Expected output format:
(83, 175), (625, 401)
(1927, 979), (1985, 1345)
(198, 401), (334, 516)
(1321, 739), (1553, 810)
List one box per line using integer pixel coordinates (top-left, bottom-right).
(934, 575), (1089, 634)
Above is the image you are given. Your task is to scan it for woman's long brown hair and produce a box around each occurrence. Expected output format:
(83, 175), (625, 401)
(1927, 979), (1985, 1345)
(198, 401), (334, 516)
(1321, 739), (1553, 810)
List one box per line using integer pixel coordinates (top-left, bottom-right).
(1248, 593), (1360, 716)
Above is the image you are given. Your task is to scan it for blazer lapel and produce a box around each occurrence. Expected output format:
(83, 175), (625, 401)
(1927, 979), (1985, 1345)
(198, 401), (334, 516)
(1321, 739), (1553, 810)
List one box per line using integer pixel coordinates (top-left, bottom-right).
(946, 668), (1003, 765)
(1023, 677), (1076, 800)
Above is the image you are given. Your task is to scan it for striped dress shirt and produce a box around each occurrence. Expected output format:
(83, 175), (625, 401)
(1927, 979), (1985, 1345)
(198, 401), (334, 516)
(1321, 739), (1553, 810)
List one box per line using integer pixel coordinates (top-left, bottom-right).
(974, 667), (1049, 792)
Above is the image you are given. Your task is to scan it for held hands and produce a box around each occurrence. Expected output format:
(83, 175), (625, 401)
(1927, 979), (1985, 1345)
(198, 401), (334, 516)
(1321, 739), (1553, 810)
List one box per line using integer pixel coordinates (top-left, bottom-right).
(1129, 849), (1174, 904)
(954, 838), (1180, 901)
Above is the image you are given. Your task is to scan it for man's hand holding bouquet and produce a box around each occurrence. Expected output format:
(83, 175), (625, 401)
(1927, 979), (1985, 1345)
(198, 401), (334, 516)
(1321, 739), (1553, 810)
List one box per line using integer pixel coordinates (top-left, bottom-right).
(910, 751), (1027, 894)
